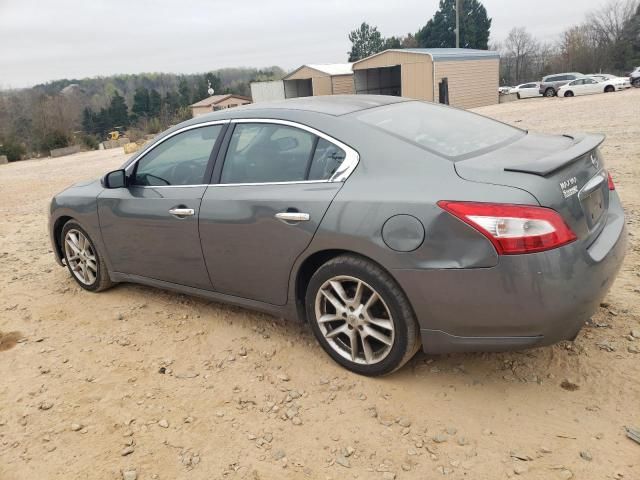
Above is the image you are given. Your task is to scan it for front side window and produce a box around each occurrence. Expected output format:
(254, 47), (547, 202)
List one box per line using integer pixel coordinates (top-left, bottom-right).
(132, 125), (222, 186)
(221, 123), (345, 184)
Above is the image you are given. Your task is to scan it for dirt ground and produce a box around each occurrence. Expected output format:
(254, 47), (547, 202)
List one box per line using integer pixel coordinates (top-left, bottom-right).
(1, 90), (639, 480)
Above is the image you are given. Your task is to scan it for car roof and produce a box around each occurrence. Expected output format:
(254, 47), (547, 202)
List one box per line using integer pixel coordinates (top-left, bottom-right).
(543, 72), (583, 80)
(192, 95), (410, 122)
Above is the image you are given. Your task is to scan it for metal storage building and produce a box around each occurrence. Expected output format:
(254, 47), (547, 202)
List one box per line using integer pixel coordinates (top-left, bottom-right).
(282, 63), (354, 98)
(190, 94), (252, 117)
(352, 48), (499, 109)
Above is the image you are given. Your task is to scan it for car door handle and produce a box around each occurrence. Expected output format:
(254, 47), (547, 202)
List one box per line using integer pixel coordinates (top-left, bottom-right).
(169, 207), (195, 217)
(275, 212), (310, 223)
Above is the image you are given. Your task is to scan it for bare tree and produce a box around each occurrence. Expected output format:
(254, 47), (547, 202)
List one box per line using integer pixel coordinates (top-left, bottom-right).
(503, 27), (539, 84)
(587, 0), (639, 43)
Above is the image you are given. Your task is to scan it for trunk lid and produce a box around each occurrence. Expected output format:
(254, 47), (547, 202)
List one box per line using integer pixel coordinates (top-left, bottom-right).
(455, 132), (609, 243)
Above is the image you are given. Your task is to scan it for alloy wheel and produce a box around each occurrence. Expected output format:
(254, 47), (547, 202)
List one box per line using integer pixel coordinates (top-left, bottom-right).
(314, 275), (395, 365)
(64, 229), (98, 286)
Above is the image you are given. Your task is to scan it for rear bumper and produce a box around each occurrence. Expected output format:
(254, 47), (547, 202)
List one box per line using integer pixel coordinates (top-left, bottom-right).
(394, 195), (627, 354)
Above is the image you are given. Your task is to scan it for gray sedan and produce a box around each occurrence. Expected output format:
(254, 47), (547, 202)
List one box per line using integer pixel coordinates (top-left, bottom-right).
(49, 95), (627, 376)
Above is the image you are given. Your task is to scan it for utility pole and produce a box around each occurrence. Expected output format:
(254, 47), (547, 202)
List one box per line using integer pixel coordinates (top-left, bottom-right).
(455, 0), (460, 48)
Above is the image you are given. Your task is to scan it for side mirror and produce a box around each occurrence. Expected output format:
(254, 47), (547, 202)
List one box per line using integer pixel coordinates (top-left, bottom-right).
(103, 169), (127, 189)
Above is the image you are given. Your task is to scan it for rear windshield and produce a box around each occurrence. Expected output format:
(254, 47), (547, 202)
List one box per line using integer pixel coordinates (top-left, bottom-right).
(354, 101), (524, 159)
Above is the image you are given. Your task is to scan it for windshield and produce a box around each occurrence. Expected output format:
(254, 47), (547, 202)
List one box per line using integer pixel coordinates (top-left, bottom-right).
(354, 101), (525, 160)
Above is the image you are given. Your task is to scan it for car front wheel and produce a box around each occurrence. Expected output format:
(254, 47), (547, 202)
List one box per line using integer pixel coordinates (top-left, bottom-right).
(61, 220), (112, 292)
(564, 91), (574, 97)
(305, 255), (420, 376)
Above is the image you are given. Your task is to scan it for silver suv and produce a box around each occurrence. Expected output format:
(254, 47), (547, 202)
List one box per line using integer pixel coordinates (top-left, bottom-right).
(539, 72), (584, 97)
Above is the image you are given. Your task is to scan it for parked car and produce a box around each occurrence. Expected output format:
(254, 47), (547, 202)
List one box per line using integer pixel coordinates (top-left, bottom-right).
(498, 86), (512, 94)
(557, 77), (625, 97)
(539, 72), (584, 97)
(629, 66), (640, 87)
(49, 95), (627, 376)
(587, 74), (631, 89)
(509, 82), (542, 99)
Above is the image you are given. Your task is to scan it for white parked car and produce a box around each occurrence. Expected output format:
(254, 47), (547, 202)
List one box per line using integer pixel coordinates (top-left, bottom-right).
(557, 77), (625, 97)
(509, 82), (542, 99)
(587, 74), (631, 89)
(498, 86), (512, 94)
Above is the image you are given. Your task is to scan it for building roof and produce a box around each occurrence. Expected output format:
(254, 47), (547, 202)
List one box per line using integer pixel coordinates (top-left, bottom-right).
(284, 63), (353, 80)
(190, 94), (252, 108)
(354, 48), (500, 65)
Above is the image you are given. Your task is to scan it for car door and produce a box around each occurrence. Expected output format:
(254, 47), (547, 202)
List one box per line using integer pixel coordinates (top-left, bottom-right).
(569, 79), (585, 95)
(98, 122), (227, 289)
(582, 78), (600, 94)
(199, 119), (358, 305)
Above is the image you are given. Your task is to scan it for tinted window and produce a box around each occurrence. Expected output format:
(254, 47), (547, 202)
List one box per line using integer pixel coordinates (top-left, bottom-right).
(221, 123), (316, 183)
(133, 125), (222, 186)
(546, 75), (560, 82)
(355, 101), (524, 159)
(308, 138), (346, 180)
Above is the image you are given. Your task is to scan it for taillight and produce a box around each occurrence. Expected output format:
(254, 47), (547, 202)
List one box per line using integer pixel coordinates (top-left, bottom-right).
(607, 171), (615, 190)
(437, 201), (577, 255)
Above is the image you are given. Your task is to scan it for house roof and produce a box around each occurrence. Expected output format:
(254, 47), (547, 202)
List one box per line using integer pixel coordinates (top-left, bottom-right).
(190, 94), (252, 108)
(284, 63), (353, 80)
(354, 48), (500, 65)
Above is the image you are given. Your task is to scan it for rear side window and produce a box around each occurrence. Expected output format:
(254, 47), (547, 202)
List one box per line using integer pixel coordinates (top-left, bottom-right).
(355, 101), (524, 159)
(308, 139), (346, 180)
(220, 123), (346, 183)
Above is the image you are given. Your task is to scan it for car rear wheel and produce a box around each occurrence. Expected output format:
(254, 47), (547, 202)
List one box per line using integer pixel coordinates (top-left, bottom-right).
(305, 255), (420, 376)
(544, 88), (555, 97)
(604, 85), (614, 93)
(564, 91), (574, 97)
(61, 221), (112, 292)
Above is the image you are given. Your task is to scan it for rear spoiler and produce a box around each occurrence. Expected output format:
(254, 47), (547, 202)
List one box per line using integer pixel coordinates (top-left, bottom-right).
(504, 133), (605, 176)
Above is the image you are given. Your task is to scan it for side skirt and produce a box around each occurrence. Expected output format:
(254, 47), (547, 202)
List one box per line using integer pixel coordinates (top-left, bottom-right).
(109, 272), (298, 321)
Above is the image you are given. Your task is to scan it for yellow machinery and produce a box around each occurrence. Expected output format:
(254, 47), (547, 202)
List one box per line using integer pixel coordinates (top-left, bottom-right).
(106, 127), (125, 141)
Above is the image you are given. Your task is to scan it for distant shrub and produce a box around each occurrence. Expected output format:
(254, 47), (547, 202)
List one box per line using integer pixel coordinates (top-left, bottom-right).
(80, 134), (100, 150)
(145, 117), (162, 135)
(0, 139), (27, 161)
(38, 130), (70, 153)
(126, 128), (145, 142)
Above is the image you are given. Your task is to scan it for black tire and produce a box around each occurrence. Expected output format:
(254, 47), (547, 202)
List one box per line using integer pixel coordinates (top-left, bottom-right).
(544, 88), (555, 97)
(564, 91), (574, 97)
(305, 254), (420, 376)
(604, 85), (614, 93)
(633, 78), (640, 87)
(61, 220), (113, 292)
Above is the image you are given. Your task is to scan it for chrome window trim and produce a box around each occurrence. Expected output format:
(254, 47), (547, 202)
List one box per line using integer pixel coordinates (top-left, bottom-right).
(124, 120), (230, 176)
(224, 118), (359, 184)
(122, 117), (359, 188)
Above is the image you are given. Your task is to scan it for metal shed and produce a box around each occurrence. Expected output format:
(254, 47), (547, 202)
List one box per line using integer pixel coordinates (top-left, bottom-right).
(282, 64), (354, 98)
(352, 48), (500, 109)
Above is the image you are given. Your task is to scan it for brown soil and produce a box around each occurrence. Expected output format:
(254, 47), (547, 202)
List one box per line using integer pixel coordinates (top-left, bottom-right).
(1, 90), (639, 480)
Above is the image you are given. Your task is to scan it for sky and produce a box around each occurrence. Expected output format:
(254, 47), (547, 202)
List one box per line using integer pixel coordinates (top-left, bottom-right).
(0, 0), (609, 88)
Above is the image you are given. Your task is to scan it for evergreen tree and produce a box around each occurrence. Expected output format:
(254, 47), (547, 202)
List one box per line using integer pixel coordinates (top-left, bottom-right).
(149, 89), (162, 117)
(348, 22), (385, 61)
(108, 91), (129, 127)
(163, 91), (180, 117)
(132, 87), (150, 119)
(178, 78), (191, 107)
(81, 107), (96, 134)
(416, 0), (491, 49)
